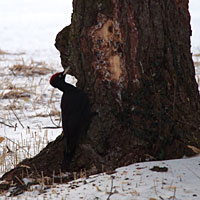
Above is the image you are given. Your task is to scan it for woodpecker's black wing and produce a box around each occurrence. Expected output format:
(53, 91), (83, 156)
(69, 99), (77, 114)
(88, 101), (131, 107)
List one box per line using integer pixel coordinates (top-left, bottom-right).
(61, 84), (92, 169)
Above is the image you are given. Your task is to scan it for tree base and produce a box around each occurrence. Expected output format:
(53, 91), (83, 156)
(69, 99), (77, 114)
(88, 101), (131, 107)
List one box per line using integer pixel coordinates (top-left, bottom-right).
(1, 126), (196, 187)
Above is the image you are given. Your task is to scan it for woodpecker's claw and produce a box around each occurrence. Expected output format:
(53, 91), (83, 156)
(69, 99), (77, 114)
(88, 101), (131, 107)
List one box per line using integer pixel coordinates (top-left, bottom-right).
(63, 66), (70, 75)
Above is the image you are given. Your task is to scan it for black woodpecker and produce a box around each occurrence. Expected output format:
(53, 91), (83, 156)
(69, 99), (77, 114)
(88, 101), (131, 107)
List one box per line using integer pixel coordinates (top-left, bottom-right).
(50, 68), (92, 170)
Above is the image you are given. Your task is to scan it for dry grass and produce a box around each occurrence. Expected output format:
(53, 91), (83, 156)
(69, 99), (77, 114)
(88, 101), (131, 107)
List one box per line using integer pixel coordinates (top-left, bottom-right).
(0, 49), (9, 55)
(10, 63), (52, 76)
(1, 90), (31, 100)
(0, 56), (62, 175)
(0, 131), (51, 174)
(4, 103), (22, 111)
(34, 109), (60, 118)
(194, 53), (200, 57)
(194, 61), (200, 67)
(194, 53), (200, 66)
(0, 49), (25, 56)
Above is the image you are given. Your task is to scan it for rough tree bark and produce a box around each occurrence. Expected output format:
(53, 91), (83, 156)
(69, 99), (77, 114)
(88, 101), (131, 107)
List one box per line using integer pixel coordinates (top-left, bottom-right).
(2, 0), (200, 184)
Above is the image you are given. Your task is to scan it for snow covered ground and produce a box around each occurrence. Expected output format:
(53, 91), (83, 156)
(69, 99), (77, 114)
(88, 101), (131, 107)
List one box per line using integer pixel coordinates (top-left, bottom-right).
(0, 0), (199, 199)
(1, 155), (199, 200)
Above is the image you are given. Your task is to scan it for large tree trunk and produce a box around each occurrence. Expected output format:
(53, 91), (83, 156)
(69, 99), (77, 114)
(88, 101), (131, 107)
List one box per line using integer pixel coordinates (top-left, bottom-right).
(56, 0), (200, 165)
(2, 0), (200, 184)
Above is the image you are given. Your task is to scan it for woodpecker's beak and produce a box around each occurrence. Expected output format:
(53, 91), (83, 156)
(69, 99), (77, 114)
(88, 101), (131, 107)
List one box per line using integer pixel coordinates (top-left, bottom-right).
(63, 66), (70, 75)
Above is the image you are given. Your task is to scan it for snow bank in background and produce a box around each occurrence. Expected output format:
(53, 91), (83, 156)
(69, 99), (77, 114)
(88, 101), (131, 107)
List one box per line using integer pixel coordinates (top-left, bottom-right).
(0, 0), (199, 57)
(0, 0), (72, 63)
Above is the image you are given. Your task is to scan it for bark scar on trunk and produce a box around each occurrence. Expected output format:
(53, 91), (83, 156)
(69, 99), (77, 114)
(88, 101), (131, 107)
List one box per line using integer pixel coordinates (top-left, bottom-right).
(89, 14), (126, 85)
(109, 55), (121, 81)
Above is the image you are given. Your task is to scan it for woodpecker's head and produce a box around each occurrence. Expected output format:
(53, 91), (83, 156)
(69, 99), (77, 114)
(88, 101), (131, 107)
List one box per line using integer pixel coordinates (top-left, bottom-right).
(50, 67), (70, 89)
